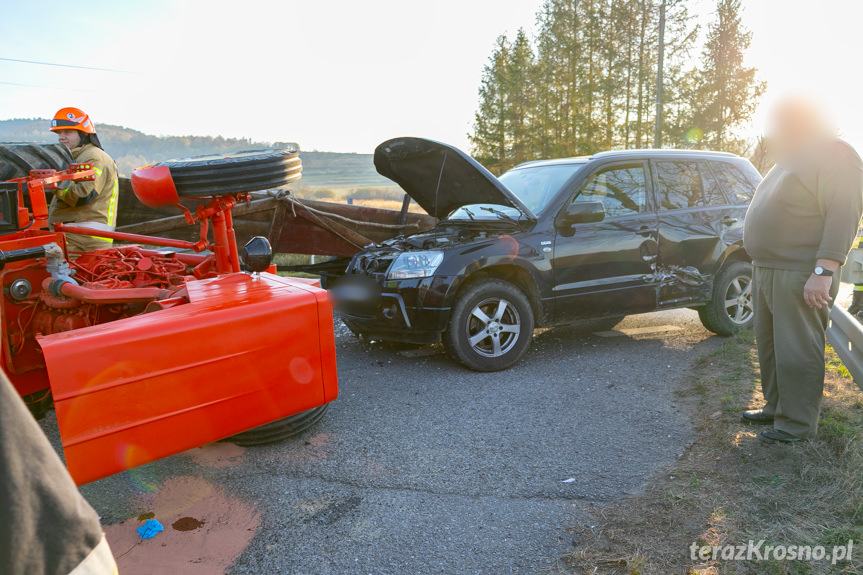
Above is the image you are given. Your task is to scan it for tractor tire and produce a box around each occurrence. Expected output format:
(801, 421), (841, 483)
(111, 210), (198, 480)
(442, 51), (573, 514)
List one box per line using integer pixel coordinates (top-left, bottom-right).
(156, 148), (302, 197)
(0, 143), (72, 181)
(443, 278), (534, 372)
(698, 260), (755, 336)
(226, 404), (329, 446)
(22, 389), (53, 421)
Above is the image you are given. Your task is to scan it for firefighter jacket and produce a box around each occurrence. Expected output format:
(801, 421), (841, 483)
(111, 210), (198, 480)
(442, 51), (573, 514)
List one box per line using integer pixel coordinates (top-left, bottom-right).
(48, 143), (119, 230)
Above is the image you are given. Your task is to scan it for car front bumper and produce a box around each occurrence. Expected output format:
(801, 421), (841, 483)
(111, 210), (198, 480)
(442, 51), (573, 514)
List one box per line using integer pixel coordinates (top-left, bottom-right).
(335, 275), (454, 344)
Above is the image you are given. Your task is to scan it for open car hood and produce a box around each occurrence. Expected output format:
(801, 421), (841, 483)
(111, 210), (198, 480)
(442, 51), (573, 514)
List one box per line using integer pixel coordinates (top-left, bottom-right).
(374, 137), (536, 220)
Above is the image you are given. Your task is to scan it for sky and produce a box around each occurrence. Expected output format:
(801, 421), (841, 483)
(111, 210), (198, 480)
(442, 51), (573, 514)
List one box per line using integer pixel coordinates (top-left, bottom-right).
(1, 0), (863, 155)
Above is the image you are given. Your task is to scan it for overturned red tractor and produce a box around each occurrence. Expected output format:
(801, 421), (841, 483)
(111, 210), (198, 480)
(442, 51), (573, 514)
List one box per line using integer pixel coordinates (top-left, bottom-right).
(0, 145), (337, 485)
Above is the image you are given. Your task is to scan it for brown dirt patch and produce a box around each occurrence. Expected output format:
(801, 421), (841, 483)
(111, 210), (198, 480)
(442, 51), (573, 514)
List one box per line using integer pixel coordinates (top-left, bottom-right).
(104, 475), (259, 574)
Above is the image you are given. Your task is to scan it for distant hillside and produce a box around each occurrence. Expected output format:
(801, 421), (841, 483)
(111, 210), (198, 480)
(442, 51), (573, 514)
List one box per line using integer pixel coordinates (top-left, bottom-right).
(0, 118), (394, 191)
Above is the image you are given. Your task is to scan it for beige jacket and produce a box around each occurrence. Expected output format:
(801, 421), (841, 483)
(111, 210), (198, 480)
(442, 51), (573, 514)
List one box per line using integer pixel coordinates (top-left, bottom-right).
(48, 143), (119, 228)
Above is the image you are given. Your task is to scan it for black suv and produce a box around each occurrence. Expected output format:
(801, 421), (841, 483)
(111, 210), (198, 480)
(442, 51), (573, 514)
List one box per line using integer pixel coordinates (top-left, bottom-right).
(335, 137), (761, 371)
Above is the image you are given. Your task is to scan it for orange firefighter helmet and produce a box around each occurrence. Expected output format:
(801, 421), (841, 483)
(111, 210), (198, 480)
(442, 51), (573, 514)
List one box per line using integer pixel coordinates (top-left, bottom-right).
(50, 107), (96, 134)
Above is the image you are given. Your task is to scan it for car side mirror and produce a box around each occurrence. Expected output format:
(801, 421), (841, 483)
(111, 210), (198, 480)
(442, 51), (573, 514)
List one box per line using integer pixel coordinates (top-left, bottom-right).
(557, 201), (605, 235)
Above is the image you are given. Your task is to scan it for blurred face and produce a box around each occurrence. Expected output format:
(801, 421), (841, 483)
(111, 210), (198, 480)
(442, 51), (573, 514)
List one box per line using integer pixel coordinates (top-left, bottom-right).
(765, 94), (836, 163)
(56, 129), (82, 149)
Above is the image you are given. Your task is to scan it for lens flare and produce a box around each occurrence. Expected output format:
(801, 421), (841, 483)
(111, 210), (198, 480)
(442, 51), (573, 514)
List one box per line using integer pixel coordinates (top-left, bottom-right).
(118, 443), (158, 492)
(685, 128), (703, 144)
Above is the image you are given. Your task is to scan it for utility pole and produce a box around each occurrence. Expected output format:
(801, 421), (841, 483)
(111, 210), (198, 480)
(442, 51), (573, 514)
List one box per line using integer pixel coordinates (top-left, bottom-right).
(654, 0), (666, 148)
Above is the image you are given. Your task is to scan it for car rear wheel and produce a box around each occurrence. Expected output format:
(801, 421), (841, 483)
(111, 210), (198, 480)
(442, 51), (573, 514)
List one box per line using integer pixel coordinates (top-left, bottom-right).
(698, 260), (754, 335)
(443, 279), (534, 372)
(226, 404), (329, 446)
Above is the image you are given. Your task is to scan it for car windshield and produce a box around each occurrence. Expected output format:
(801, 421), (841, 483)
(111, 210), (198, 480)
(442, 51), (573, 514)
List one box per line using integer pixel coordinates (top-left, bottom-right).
(447, 203), (524, 222)
(498, 163), (585, 214)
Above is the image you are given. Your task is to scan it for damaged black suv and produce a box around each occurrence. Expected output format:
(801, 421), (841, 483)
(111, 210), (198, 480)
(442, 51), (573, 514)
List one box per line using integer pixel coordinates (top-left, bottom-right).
(335, 137), (761, 371)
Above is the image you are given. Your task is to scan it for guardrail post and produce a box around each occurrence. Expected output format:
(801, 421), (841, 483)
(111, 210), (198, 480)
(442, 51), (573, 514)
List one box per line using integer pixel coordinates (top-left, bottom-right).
(827, 304), (863, 389)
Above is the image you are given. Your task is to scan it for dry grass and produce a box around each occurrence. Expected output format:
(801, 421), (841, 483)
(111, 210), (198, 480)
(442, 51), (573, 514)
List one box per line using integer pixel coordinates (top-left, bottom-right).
(562, 331), (863, 575)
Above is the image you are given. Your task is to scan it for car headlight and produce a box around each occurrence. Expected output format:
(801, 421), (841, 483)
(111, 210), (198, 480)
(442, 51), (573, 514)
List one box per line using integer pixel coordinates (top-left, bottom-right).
(387, 251), (444, 280)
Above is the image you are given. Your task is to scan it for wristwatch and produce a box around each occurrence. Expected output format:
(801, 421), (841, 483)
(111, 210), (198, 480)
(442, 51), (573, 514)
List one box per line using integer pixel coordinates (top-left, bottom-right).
(813, 266), (834, 277)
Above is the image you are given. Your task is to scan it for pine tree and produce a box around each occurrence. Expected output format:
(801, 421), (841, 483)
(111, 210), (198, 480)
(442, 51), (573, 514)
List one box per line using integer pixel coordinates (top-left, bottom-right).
(657, 0), (700, 147)
(688, 0), (765, 153)
(505, 29), (536, 166)
(469, 35), (512, 173)
(469, 0), (761, 165)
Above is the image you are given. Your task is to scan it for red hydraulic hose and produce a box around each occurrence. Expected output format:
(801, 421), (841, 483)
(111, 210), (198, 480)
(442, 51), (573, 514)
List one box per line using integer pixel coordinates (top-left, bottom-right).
(41, 278), (166, 305)
(54, 224), (208, 252)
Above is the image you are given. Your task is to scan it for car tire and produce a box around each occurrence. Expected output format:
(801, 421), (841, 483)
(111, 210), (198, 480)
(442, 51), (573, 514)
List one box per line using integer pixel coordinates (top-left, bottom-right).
(156, 148), (302, 197)
(0, 143), (72, 181)
(226, 404), (329, 446)
(443, 279), (534, 372)
(698, 260), (754, 335)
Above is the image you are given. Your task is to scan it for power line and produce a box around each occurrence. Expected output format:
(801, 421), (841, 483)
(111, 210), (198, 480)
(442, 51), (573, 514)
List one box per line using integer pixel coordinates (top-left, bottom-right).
(0, 57), (138, 74)
(0, 81), (98, 93)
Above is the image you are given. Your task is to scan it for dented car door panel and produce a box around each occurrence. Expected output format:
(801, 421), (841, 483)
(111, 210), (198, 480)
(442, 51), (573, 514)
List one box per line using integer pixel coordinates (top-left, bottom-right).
(651, 159), (747, 308)
(551, 161), (660, 322)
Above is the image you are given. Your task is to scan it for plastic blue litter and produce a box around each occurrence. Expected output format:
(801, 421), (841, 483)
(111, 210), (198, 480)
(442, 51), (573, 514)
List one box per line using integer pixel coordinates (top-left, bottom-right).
(137, 518), (164, 539)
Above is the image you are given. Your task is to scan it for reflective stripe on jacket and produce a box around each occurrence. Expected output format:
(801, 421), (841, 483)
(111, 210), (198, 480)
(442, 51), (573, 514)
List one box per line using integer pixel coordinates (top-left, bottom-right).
(48, 143), (119, 228)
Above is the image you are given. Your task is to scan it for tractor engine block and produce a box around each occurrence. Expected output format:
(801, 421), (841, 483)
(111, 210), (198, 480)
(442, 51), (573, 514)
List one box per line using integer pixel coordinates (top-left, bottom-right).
(72, 246), (189, 290)
(33, 290), (92, 336)
(30, 246), (191, 337)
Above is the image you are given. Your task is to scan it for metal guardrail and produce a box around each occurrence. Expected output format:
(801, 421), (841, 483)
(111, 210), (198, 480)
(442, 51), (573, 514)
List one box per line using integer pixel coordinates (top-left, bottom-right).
(827, 304), (863, 388)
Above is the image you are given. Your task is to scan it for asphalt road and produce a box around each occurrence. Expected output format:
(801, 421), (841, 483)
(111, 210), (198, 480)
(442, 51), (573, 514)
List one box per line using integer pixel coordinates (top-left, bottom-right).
(46, 308), (725, 574)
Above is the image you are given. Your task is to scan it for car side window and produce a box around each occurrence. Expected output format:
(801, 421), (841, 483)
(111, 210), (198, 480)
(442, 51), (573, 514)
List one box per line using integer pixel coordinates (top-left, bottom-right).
(711, 161), (757, 204)
(573, 164), (646, 218)
(698, 161), (729, 207)
(655, 161), (703, 210)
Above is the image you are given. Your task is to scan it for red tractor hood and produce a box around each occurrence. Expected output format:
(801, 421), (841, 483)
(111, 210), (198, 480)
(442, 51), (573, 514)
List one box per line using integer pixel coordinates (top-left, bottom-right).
(38, 272), (338, 485)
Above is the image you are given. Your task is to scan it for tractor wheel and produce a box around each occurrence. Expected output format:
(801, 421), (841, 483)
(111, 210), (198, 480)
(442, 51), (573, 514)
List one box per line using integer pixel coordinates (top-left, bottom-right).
(0, 143), (72, 181)
(22, 389), (53, 421)
(226, 404), (329, 446)
(156, 149), (302, 197)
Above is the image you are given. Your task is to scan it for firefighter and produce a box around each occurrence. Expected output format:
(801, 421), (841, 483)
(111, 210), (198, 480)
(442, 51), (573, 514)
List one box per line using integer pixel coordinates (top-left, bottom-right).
(48, 107), (119, 253)
(850, 284), (863, 317)
(850, 232), (863, 318)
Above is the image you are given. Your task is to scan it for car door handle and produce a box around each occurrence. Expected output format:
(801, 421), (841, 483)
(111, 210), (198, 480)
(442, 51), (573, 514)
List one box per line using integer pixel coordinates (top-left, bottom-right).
(722, 217), (738, 226)
(636, 226), (654, 237)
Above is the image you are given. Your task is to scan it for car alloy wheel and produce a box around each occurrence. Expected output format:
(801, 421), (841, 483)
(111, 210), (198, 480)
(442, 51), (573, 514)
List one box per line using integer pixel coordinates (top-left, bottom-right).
(723, 274), (753, 325)
(466, 297), (522, 358)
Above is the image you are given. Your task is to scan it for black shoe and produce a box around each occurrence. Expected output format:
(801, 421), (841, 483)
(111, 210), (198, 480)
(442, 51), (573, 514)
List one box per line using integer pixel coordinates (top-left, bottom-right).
(742, 409), (774, 424)
(759, 429), (803, 443)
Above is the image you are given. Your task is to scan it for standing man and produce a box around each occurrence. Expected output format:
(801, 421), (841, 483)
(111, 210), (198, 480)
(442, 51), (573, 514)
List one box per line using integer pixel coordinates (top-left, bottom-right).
(0, 369), (118, 575)
(48, 107), (119, 253)
(743, 94), (863, 443)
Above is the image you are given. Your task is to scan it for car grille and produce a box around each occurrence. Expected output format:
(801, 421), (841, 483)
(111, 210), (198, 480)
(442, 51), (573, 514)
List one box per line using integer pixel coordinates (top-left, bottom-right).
(351, 253), (395, 280)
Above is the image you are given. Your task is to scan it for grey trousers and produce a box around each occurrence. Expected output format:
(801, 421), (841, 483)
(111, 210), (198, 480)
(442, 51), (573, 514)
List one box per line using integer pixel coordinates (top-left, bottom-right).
(753, 266), (839, 439)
